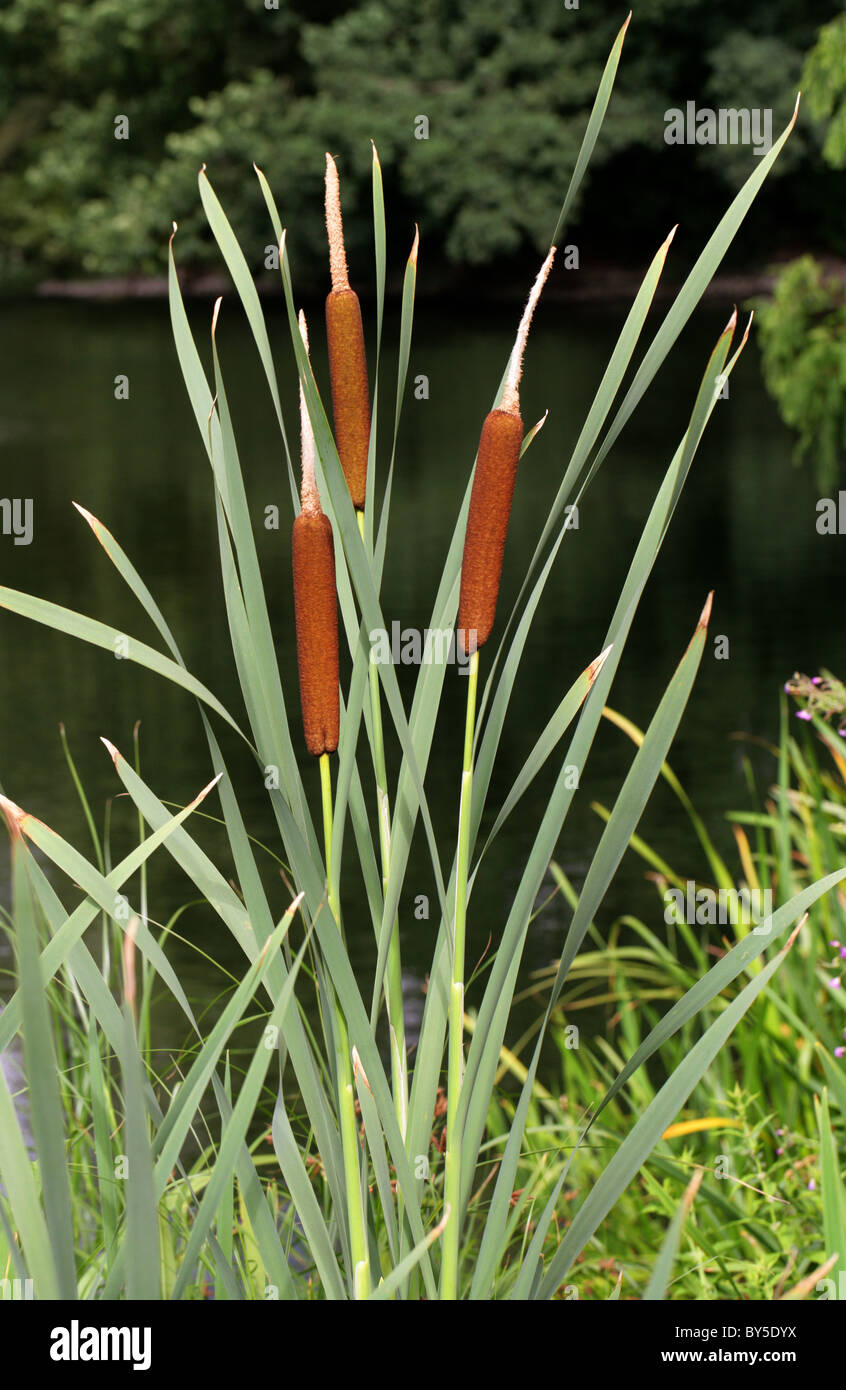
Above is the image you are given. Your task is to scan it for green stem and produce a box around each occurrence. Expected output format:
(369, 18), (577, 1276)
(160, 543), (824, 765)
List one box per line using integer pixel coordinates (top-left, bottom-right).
(442, 647), (479, 1299)
(357, 508), (409, 1141)
(320, 751), (371, 1300)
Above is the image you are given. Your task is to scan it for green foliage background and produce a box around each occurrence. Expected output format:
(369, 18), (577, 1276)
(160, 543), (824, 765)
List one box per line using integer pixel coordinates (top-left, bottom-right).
(755, 13), (846, 488)
(0, 0), (841, 287)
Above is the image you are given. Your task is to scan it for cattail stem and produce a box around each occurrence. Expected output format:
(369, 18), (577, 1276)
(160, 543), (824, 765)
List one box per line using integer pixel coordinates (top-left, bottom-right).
(320, 751), (371, 1300)
(441, 646), (479, 1299)
(357, 509), (409, 1143)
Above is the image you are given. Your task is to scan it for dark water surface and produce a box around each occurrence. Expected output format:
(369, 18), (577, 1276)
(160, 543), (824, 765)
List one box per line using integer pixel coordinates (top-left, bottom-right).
(0, 294), (842, 1066)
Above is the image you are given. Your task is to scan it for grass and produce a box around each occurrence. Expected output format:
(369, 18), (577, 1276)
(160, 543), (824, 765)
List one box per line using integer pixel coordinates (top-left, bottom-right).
(0, 19), (840, 1299)
(1, 680), (844, 1300)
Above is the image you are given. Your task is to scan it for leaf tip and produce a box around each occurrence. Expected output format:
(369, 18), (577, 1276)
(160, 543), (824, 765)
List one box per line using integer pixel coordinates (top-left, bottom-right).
(683, 1166), (704, 1212)
(698, 591), (714, 630)
(123, 916), (139, 1008)
(351, 1045), (372, 1094)
(434, 1204), (451, 1238)
(784, 913), (808, 952)
(526, 407), (550, 445)
(194, 772), (224, 807)
(588, 645), (613, 684)
(100, 737), (120, 768)
(0, 794), (25, 841)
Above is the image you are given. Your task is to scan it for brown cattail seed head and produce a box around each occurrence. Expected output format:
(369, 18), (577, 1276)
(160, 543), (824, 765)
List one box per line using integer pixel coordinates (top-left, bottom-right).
(292, 511), (340, 756)
(325, 153), (370, 510)
(457, 409), (524, 655)
(457, 248), (555, 656)
(325, 288), (370, 509)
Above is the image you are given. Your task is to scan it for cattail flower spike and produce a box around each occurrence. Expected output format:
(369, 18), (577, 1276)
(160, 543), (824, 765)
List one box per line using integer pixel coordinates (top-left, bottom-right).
(292, 308), (340, 758)
(297, 310), (320, 517)
(457, 247), (556, 656)
(501, 247), (556, 416)
(324, 153), (371, 510)
(325, 153), (350, 292)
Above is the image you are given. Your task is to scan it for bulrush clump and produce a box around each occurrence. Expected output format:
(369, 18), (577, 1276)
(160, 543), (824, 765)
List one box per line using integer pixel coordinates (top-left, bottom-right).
(324, 152), (370, 510)
(457, 248), (556, 656)
(292, 309), (340, 756)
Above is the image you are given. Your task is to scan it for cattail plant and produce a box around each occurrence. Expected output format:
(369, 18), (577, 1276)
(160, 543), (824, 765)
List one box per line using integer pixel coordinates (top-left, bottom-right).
(292, 309), (370, 1300)
(443, 247), (556, 1299)
(457, 248), (556, 657)
(292, 311), (340, 758)
(324, 153), (370, 511)
(0, 24), (808, 1302)
(324, 147), (410, 1142)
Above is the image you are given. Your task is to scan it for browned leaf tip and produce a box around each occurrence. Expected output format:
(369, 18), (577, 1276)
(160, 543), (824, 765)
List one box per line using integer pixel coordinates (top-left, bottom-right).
(0, 794), (25, 841)
(587, 646), (613, 685)
(100, 736), (121, 769)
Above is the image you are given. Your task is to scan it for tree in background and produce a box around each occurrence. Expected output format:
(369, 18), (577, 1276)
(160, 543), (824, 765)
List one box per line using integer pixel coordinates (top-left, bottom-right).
(0, 0), (302, 280)
(756, 256), (846, 492)
(757, 12), (846, 492)
(0, 0), (838, 287)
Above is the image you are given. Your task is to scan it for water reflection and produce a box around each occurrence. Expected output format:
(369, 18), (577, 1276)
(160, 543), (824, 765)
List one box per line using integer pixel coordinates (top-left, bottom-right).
(1, 297), (843, 1067)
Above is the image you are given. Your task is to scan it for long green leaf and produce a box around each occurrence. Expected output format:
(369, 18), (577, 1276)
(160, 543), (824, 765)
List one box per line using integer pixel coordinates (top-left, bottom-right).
(0, 587), (244, 739)
(12, 841), (77, 1297)
(120, 998), (160, 1300)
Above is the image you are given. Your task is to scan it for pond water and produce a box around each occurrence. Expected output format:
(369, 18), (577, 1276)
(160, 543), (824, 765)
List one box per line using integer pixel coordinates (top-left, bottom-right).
(0, 292), (842, 1070)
